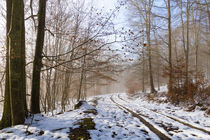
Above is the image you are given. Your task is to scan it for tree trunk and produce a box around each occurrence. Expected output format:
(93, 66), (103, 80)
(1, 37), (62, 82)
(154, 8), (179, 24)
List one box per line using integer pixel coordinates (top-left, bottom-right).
(46, 69), (52, 112)
(31, 0), (47, 114)
(205, 0), (210, 79)
(156, 42), (160, 91)
(180, 0), (188, 94)
(193, 5), (201, 80)
(185, 0), (190, 95)
(142, 53), (145, 92)
(142, 37), (145, 93)
(0, 0), (12, 129)
(9, 0), (25, 125)
(21, 0), (28, 116)
(147, 0), (156, 93)
(168, 0), (173, 96)
(52, 68), (58, 111)
(83, 71), (87, 100)
(77, 55), (86, 102)
(61, 71), (72, 112)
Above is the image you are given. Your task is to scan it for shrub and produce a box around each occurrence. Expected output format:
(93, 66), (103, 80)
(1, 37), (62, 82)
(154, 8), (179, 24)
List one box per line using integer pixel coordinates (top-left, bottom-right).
(163, 57), (210, 106)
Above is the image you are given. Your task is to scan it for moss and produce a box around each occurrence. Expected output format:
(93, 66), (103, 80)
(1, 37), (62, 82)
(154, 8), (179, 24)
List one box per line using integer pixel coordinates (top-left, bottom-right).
(74, 101), (87, 109)
(69, 128), (91, 140)
(83, 109), (98, 115)
(78, 118), (95, 130)
(69, 118), (95, 140)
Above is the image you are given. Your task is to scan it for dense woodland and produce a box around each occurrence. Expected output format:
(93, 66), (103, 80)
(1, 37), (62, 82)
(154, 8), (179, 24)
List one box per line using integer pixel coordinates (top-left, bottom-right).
(0, 0), (209, 130)
(124, 0), (210, 105)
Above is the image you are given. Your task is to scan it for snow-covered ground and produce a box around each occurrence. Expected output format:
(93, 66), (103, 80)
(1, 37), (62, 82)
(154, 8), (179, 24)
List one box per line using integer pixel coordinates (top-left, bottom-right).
(112, 93), (210, 139)
(0, 94), (160, 140)
(89, 95), (159, 140)
(116, 93), (210, 128)
(0, 92), (209, 140)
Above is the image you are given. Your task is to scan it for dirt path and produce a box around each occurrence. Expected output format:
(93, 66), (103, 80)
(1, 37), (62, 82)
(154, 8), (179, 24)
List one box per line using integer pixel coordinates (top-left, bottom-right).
(111, 96), (172, 140)
(118, 94), (210, 135)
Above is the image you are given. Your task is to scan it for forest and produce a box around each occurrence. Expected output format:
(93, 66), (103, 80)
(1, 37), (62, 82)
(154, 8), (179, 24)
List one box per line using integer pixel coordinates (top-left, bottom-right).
(0, 0), (209, 139)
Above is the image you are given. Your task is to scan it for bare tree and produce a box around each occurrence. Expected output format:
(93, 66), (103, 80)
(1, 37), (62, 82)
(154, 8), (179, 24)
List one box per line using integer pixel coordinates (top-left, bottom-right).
(31, 0), (47, 114)
(8, 0), (26, 125)
(0, 0), (12, 129)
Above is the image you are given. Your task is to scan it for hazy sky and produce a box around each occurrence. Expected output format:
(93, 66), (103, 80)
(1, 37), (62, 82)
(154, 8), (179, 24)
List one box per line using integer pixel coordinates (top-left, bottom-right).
(0, 1), (6, 47)
(0, 0), (127, 51)
(0, 0), (124, 36)
(94, 0), (117, 10)
(94, 0), (127, 24)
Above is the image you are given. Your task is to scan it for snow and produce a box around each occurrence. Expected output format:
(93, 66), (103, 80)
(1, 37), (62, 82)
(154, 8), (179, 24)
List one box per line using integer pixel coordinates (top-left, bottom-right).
(90, 95), (159, 140)
(77, 100), (96, 110)
(0, 90), (210, 140)
(113, 93), (210, 140)
(0, 110), (82, 139)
